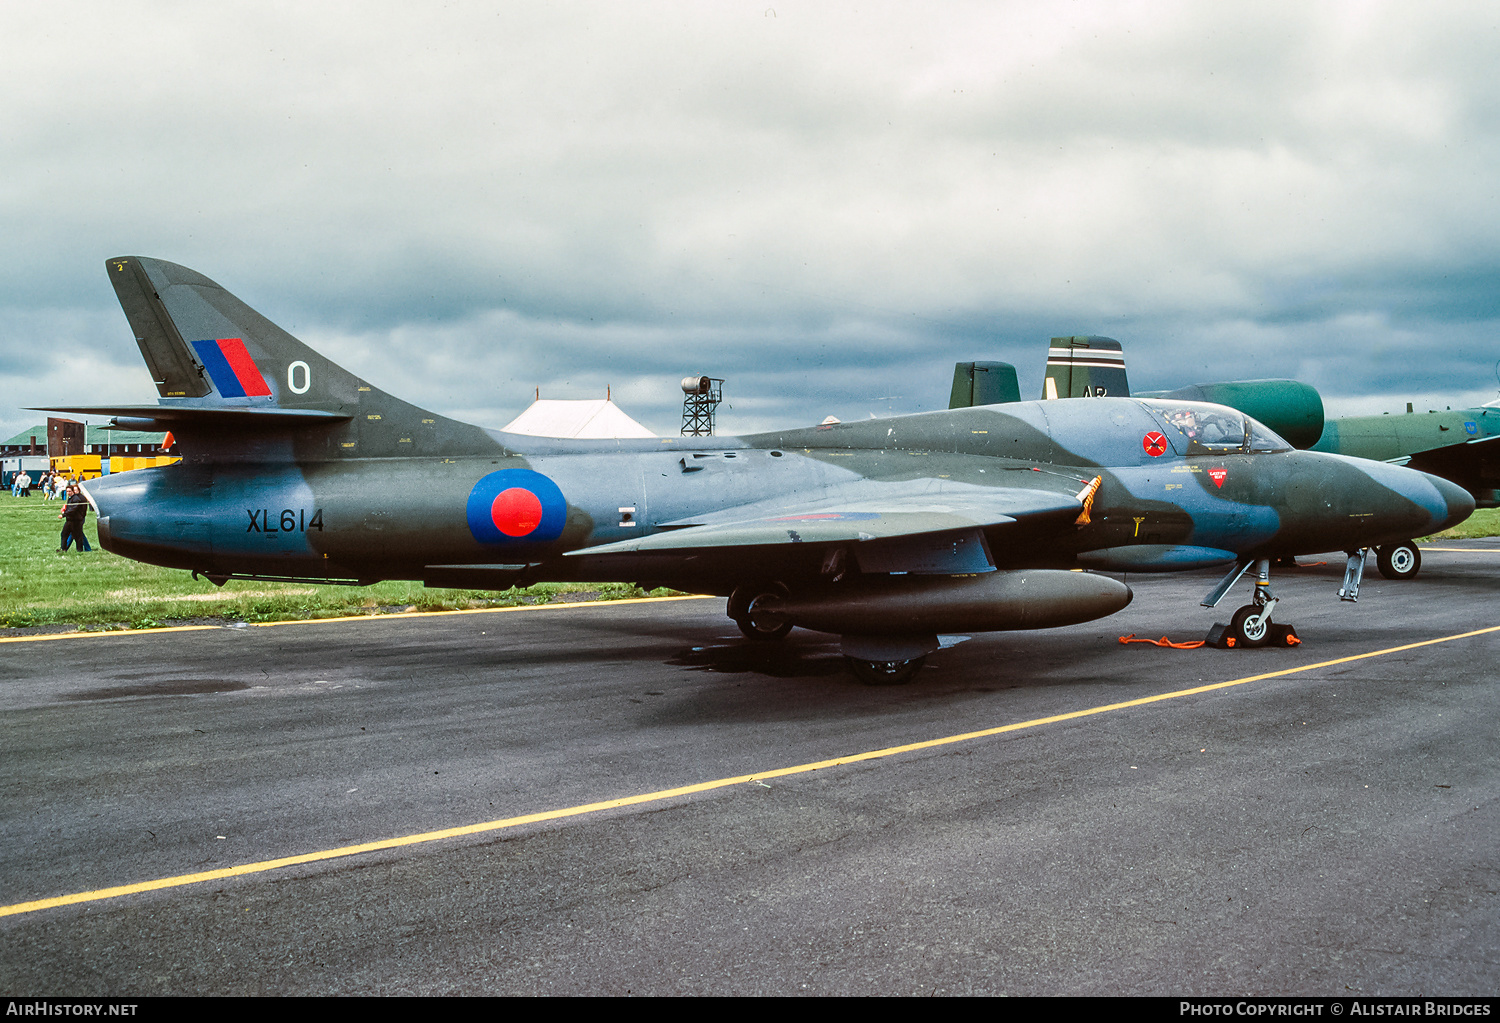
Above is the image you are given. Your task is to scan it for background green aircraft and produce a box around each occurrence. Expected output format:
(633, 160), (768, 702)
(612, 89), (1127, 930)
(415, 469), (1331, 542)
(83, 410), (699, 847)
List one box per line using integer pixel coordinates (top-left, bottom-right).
(1310, 404), (1500, 506)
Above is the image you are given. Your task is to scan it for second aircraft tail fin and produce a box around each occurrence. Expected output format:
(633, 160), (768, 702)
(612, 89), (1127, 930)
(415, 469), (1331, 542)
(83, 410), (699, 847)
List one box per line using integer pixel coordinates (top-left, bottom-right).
(1043, 336), (1129, 399)
(948, 361), (1021, 409)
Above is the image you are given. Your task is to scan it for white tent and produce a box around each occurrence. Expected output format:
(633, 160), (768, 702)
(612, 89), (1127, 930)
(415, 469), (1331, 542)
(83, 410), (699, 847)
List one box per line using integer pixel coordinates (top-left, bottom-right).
(501, 398), (657, 439)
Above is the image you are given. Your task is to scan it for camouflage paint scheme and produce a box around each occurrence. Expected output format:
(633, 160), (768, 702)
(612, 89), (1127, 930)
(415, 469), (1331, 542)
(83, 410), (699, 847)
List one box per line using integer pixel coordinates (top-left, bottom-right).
(1030, 335), (1327, 450)
(44, 258), (1475, 680)
(1032, 335), (1496, 506)
(1313, 406), (1500, 508)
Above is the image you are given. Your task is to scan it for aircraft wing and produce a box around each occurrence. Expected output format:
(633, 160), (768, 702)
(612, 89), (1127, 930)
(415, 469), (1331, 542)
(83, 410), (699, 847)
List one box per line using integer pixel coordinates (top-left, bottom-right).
(568, 477), (1089, 575)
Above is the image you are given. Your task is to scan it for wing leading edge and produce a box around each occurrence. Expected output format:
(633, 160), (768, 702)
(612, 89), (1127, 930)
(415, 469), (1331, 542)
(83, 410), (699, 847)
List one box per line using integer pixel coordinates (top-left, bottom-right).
(569, 480), (1087, 575)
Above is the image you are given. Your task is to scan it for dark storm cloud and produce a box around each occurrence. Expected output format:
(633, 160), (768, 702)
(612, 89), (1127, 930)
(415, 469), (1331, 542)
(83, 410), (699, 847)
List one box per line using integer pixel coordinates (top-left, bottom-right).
(4, 1), (1500, 444)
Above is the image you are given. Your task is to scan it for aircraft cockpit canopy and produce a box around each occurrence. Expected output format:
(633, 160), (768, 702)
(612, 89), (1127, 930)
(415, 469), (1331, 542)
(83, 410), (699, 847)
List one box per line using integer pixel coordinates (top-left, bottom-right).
(1136, 399), (1293, 456)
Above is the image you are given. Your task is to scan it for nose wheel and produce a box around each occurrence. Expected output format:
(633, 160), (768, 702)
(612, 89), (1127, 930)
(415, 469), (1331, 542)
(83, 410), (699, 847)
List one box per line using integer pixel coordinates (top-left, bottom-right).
(1227, 560), (1279, 648)
(1205, 557), (1301, 648)
(1228, 603), (1273, 648)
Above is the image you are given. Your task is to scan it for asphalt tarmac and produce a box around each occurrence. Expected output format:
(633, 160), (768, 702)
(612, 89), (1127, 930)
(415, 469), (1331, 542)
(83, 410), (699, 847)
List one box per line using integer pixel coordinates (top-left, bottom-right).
(2, 544), (1498, 996)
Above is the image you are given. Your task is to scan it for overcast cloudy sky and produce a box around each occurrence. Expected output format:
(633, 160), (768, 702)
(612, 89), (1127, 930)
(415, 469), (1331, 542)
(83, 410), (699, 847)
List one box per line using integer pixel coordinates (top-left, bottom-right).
(3, 1), (1499, 442)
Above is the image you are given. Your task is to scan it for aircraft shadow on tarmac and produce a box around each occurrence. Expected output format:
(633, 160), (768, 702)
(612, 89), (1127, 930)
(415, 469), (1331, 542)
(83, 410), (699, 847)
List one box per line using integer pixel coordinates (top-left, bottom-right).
(669, 637), (852, 679)
(665, 631), (1115, 695)
(65, 678), (253, 700)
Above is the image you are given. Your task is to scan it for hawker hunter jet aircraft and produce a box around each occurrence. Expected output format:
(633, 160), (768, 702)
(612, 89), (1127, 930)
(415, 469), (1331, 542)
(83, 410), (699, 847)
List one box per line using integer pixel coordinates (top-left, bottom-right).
(44, 257), (1474, 683)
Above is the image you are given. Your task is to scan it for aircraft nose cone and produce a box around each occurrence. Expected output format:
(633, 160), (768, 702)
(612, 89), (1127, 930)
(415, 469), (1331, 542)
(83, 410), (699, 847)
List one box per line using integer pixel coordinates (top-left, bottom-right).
(1426, 473), (1476, 534)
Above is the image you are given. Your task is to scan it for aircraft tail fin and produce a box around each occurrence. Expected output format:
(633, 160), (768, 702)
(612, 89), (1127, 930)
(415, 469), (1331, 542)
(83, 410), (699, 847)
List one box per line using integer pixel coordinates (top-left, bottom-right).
(107, 256), (362, 409)
(1043, 336), (1129, 399)
(948, 361), (1020, 409)
(101, 256), (495, 457)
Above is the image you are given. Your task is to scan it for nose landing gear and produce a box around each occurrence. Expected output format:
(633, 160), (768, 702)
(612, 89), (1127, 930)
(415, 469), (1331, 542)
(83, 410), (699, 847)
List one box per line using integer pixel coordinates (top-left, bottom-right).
(1227, 559), (1283, 648)
(1203, 557), (1302, 649)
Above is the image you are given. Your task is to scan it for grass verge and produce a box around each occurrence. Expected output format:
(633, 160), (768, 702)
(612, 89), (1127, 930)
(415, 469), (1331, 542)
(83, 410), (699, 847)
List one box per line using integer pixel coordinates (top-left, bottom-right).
(0, 494), (677, 632)
(1424, 506), (1500, 540)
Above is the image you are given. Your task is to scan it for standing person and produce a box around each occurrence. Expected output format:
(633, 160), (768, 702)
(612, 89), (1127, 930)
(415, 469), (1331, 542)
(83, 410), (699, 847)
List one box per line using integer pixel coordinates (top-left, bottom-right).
(17, 470), (31, 497)
(57, 485), (92, 552)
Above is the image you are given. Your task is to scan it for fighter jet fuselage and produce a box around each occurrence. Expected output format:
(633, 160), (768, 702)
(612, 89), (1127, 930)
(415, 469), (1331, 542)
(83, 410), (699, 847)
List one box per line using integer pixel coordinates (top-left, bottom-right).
(85, 398), (1464, 589)
(47, 257), (1475, 682)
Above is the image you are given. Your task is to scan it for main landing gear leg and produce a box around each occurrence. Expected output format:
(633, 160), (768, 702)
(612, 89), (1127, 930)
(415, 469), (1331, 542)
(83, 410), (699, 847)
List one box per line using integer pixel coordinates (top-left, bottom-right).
(1203, 558), (1299, 648)
(1338, 548), (1370, 601)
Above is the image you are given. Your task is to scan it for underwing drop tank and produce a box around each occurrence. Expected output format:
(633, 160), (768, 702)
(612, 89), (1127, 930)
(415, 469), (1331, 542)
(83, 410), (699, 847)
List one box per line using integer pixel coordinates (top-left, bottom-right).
(757, 570), (1133, 635)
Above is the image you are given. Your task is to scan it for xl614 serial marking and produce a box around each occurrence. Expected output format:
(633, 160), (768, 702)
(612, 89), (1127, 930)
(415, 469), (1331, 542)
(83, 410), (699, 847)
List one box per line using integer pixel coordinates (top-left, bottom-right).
(245, 509), (323, 533)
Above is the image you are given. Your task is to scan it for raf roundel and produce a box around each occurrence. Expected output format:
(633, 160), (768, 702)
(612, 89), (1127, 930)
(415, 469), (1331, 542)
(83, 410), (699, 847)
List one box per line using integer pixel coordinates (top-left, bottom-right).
(1142, 431), (1169, 457)
(466, 469), (568, 545)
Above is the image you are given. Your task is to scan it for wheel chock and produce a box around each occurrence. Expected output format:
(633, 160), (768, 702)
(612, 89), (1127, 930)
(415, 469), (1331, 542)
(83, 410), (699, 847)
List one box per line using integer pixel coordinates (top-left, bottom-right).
(1204, 623), (1237, 649)
(1204, 622), (1300, 649)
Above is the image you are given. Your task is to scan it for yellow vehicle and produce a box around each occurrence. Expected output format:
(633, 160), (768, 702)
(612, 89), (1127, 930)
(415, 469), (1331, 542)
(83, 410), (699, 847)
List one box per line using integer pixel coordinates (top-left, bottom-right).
(107, 454), (181, 473)
(49, 454), (103, 480)
(48, 454), (180, 479)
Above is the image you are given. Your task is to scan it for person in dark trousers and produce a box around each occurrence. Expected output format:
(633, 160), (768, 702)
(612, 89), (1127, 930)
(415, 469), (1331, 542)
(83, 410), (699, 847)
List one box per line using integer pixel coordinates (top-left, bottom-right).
(58, 485), (93, 552)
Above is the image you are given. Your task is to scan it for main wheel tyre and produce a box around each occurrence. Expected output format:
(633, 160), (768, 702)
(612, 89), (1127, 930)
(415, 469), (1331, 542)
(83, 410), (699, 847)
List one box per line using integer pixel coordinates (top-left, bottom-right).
(1376, 542), (1421, 580)
(735, 614), (792, 641)
(1229, 604), (1271, 648)
(728, 584), (792, 641)
(846, 655), (926, 685)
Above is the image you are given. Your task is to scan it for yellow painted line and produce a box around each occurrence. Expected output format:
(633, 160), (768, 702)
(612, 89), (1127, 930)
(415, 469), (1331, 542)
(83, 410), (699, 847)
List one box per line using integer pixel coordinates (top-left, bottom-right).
(5, 621), (1500, 920)
(250, 594), (715, 628)
(0, 595), (717, 645)
(0, 625), (219, 645)
(1419, 546), (1500, 553)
